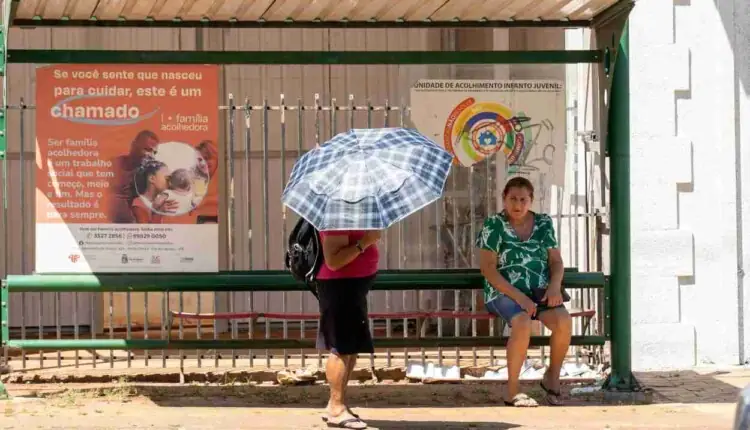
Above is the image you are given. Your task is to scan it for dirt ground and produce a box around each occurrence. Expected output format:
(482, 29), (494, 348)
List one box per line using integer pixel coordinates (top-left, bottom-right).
(0, 377), (741, 430)
(0, 398), (737, 429)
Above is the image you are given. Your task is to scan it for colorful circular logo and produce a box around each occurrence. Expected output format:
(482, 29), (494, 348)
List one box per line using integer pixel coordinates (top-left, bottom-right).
(443, 97), (530, 167)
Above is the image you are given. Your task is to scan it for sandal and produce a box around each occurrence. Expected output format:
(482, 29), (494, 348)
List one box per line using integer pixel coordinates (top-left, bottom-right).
(540, 381), (563, 406)
(322, 408), (360, 422)
(503, 393), (539, 407)
(326, 411), (368, 429)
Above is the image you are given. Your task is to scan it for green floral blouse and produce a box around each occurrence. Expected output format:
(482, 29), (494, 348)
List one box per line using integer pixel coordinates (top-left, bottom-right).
(475, 211), (559, 303)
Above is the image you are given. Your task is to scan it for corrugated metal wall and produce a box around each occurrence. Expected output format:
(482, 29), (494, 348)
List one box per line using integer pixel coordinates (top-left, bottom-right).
(1, 25), (565, 331)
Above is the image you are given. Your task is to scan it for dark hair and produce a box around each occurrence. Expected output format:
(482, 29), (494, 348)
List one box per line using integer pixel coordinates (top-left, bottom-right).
(502, 176), (534, 199)
(133, 130), (159, 145)
(196, 140), (217, 160)
(168, 168), (192, 191)
(134, 157), (167, 194)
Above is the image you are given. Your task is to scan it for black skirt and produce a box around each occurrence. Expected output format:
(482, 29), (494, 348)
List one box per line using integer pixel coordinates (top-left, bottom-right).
(315, 275), (376, 355)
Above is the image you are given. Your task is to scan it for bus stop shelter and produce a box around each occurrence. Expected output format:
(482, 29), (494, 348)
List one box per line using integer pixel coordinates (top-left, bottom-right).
(0, 0), (636, 396)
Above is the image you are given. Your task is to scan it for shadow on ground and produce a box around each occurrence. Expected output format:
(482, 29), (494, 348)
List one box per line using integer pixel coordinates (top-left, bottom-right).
(20, 382), (603, 409)
(357, 420), (519, 430)
(636, 370), (743, 404)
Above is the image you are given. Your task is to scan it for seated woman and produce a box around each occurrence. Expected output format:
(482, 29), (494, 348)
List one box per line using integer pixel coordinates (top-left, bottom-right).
(476, 176), (572, 407)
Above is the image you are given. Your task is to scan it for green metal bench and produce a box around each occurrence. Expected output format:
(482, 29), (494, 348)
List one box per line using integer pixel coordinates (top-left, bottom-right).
(1, 269), (607, 351)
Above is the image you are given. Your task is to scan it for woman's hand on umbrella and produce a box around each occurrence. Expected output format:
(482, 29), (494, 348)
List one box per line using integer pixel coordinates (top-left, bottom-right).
(361, 230), (382, 248)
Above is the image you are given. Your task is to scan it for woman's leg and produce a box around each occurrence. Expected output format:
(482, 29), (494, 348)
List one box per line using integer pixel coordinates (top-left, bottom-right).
(318, 277), (373, 428)
(506, 312), (532, 401)
(536, 307), (572, 403)
(486, 295), (536, 406)
(325, 351), (352, 416)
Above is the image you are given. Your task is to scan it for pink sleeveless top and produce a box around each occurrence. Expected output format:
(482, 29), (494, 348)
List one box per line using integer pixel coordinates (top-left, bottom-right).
(317, 230), (379, 280)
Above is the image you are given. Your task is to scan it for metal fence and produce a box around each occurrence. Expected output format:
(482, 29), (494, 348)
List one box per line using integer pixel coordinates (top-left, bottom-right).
(1, 92), (606, 372)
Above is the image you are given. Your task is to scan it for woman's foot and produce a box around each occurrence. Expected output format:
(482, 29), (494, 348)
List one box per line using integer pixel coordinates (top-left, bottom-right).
(325, 409), (368, 429)
(321, 407), (360, 422)
(540, 373), (563, 406)
(503, 393), (539, 407)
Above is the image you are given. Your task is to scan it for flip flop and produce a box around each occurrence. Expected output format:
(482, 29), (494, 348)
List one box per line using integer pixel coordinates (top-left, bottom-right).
(326, 416), (368, 429)
(322, 408), (360, 422)
(503, 393), (539, 407)
(540, 381), (563, 406)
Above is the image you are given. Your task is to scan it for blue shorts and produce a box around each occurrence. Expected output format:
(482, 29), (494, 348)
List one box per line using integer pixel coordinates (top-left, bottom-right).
(485, 294), (562, 327)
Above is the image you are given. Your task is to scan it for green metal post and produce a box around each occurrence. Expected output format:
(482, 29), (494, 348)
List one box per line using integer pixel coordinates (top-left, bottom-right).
(0, 0), (9, 401)
(606, 22), (634, 391)
(0, 282), (7, 399)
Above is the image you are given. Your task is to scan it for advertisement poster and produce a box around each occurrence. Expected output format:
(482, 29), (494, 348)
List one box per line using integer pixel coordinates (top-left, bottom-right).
(35, 64), (220, 273)
(410, 80), (566, 212)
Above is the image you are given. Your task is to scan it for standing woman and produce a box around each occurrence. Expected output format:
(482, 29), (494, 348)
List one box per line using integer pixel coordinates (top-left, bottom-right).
(477, 177), (572, 407)
(317, 229), (381, 429)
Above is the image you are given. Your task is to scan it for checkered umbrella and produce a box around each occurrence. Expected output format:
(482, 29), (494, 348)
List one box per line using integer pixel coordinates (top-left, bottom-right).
(282, 127), (453, 231)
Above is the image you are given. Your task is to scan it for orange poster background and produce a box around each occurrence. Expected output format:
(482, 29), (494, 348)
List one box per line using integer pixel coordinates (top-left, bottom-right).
(35, 64), (220, 225)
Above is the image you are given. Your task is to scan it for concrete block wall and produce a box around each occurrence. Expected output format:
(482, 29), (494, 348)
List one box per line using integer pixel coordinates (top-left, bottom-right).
(629, 0), (747, 369)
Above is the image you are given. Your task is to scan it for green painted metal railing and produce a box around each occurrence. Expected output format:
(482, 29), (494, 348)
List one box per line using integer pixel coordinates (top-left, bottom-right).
(1, 269), (608, 351)
(3, 269), (605, 292)
(4, 336), (606, 351)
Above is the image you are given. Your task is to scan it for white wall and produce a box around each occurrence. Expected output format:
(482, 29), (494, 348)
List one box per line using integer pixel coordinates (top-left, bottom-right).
(626, 0), (750, 369)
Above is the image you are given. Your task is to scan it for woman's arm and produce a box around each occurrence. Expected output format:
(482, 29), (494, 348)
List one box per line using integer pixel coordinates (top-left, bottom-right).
(547, 248), (564, 290)
(322, 234), (362, 271)
(479, 249), (529, 303)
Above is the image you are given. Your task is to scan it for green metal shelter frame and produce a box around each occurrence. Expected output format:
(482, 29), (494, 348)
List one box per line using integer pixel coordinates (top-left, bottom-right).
(0, 0), (636, 396)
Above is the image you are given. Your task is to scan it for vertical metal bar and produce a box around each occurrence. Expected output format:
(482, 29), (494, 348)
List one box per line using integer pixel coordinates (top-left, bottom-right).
(161, 291), (166, 368)
(262, 97), (271, 368)
(0, 283), (8, 378)
(436, 159), (443, 368)
(280, 94), (289, 368)
(486, 155), (494, 366)
(0, 283), (7, 380)
(0, 22), (7, 377)
(143, 291), (149, 367)
(213, 282), (219, 368)
(573, 133), (580, 269)
(179, 284), (184, 370)
(583, 137), (594, 338)
(315, 94), (323, 368)
(244, 99), (254, 368)
(38, 289), (43, 369)
(397, 114), (407, 369)
(330, 97), (337, 138)
(108, 292), (113, 368)
(126, 290), (131, 368)
(452, 172), (459, 367)
(469, 164), (477, 367)
(228, 94), (237, 368)
(91, 289), (96, 369)
(196, 289), (201, 368)
(73, 291), (79, 368)
(406, 101), (426, 368)
(362, 97), (376, 370)
(56, 291), (61, 368)
(348, 94), (355, 130)
(380, 100), (392, 368)
(18, 100), (25, 369)
(606, 22), (633, 391)
(298, 97), (306, 368)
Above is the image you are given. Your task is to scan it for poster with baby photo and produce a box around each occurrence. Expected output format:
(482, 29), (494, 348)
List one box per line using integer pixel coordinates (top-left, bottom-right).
(35, 64), (220, 273)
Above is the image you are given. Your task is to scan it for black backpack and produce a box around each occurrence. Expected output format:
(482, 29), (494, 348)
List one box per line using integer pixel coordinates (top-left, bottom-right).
(285, 218), (323, 299)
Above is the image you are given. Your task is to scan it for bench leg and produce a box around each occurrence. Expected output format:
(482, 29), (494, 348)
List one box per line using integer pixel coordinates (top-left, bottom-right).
(0, 379), (7, 399)
(417, 317), (429, 338)
(575, 316), (596, 365)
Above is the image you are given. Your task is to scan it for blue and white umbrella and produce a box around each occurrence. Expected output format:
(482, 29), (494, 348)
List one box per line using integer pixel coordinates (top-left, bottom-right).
(282, 128), (453, 231)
